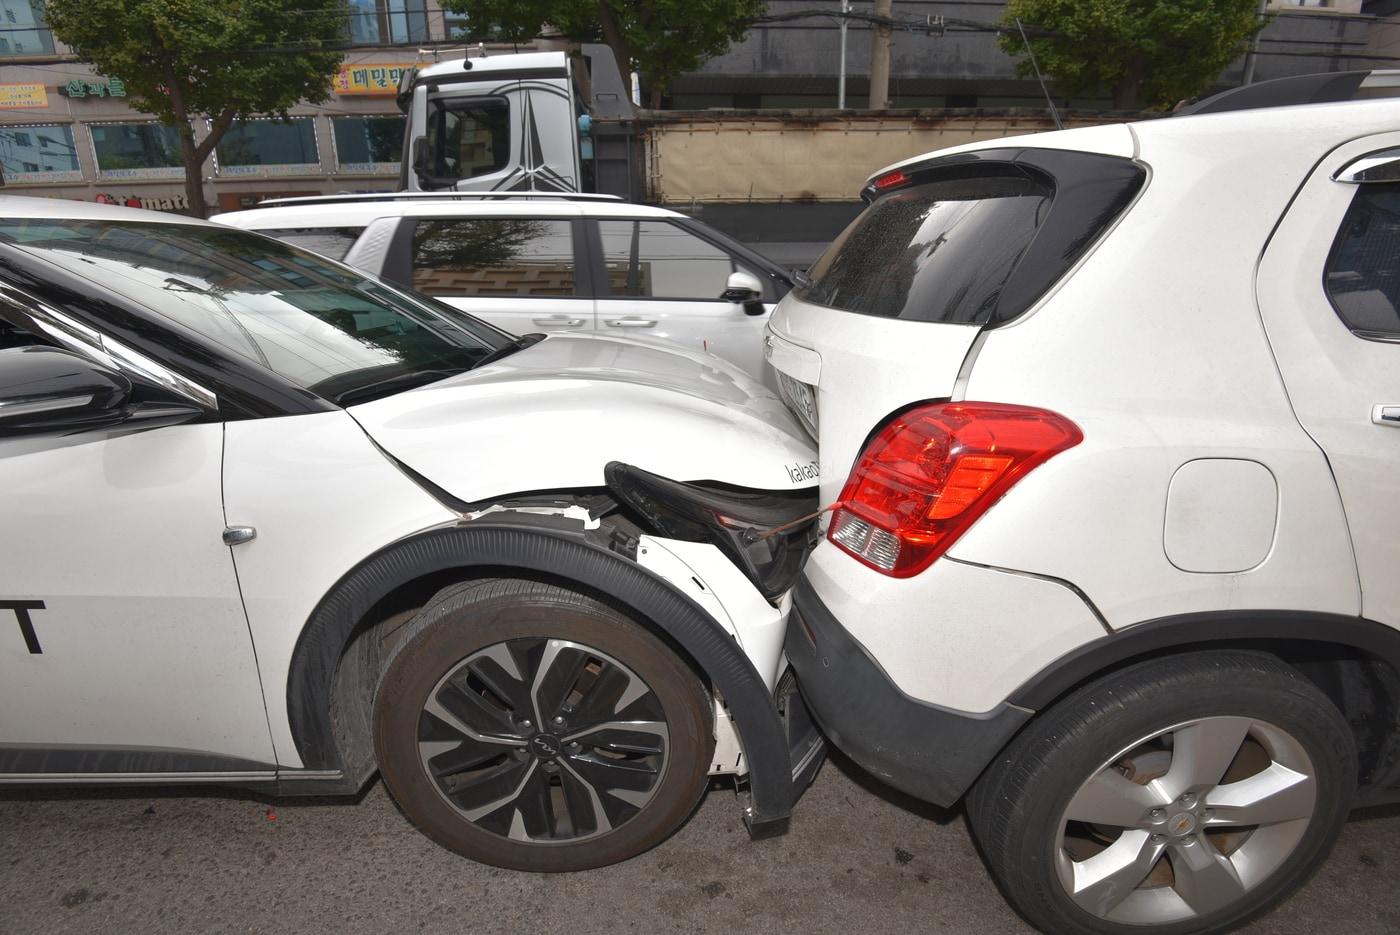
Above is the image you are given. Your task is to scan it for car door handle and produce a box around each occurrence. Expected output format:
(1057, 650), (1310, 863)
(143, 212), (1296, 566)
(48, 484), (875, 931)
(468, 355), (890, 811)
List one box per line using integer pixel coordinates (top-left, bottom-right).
(1374, 404), (1400, 426)
(605, 317), (657, 328)
(532, 315), (585, 327)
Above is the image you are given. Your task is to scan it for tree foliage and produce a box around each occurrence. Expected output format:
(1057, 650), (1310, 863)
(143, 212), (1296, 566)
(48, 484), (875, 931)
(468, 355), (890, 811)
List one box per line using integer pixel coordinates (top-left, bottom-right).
(442, 0), (765, 107)
(45, 0), (346, 215)
(1000, 0), (1265, 110)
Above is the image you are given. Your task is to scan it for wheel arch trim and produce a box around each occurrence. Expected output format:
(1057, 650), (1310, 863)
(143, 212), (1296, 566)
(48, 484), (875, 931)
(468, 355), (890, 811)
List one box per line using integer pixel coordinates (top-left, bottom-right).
(285, 518), (798, 829)
(1008, 609), (1400, 711)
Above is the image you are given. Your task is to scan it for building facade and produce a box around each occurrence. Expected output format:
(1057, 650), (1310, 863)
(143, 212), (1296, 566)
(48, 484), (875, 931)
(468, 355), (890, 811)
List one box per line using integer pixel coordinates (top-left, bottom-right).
(0, 1), (554, 211)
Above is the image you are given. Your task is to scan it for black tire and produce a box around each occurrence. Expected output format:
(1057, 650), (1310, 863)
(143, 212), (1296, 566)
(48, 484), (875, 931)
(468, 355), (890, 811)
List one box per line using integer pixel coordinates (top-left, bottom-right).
(373, 578), (713, 872)
(967, 650), (1356, 935)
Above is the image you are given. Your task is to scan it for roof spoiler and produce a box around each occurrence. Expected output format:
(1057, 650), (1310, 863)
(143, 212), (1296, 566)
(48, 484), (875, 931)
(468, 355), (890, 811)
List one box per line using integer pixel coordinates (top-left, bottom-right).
(1176, 69), (1400, 117)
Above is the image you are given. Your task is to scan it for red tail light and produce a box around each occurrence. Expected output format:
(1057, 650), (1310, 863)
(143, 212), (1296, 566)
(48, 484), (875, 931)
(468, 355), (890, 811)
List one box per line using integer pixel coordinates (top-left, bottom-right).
(872, 169), (909, 191)
(829, 402), (1082, 577)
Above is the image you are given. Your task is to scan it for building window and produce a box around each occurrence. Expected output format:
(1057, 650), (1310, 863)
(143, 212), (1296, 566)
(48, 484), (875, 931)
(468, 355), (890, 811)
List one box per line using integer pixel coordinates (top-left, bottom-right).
(215, 117), (320, 178)
(90, 123), (185, 180)
(0, 124), (82, 183)
(345, 0), (428, 44)
(0, 1), (54, 56)
(331, 115), (404, 174)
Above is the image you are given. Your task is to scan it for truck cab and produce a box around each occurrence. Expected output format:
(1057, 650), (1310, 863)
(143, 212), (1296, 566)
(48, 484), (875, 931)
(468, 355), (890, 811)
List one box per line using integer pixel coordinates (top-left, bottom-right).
(398, 51), (587, 194)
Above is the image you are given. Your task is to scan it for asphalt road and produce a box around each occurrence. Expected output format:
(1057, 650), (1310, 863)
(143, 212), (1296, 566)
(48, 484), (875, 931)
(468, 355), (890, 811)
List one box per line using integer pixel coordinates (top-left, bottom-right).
(3, 753), (1399, 935)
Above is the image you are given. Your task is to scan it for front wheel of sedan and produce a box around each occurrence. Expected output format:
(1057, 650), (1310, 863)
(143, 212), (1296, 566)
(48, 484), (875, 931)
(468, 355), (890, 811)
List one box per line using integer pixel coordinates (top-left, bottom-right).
(968, 651), (1356, 935)
(373, 578), (713, 872)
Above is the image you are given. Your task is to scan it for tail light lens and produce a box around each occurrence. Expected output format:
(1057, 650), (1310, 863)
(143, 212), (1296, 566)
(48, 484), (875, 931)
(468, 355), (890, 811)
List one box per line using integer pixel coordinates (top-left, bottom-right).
(829, 402), (1082, 577)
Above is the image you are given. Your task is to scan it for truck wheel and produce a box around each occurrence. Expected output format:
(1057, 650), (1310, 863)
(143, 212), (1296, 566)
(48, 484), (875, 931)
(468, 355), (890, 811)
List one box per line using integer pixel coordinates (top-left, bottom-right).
(373, 578), (713, 872)
(967, 651), (1355, 935)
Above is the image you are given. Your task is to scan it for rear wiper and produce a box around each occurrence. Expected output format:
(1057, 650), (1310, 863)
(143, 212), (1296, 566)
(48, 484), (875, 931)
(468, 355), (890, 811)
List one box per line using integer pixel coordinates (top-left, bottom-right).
(471, 332), (545, 370)
(333, 369), (463, 406)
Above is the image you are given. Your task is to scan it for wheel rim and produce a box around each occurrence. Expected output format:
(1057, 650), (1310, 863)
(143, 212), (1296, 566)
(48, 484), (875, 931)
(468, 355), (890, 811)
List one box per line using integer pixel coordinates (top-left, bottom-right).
(1054, 715), (1317, 926)
(416, 637), (670, 844)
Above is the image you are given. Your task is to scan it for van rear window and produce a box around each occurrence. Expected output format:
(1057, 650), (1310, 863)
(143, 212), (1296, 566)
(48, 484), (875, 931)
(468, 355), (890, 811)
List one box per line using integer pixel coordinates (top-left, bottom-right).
(798, 171), (1052, 324)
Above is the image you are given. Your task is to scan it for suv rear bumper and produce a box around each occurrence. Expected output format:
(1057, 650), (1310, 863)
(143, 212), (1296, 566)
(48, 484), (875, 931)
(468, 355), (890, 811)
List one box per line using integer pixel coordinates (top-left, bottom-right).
(786, 575), (1031, 807)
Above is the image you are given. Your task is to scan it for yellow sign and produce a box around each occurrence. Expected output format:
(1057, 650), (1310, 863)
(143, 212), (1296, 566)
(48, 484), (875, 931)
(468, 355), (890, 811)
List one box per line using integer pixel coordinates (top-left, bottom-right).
(0, 83), (49, 110)
(334, 63), (415, 97)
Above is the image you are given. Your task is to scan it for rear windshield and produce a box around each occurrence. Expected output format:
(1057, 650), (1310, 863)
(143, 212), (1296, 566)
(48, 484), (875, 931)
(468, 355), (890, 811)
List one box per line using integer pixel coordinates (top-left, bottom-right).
(798, 171), (1052, 324)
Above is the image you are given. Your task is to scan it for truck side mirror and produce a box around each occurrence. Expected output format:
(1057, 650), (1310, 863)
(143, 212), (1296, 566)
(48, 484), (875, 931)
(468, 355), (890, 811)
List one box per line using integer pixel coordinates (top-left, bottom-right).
(720, 271), (767, 316)
(412, 136), (432, 189)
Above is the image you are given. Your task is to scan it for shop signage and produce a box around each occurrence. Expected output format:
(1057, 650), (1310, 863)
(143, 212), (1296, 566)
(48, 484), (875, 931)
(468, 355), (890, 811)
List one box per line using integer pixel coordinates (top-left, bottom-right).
(335, 64), (415, 96)
(95, 192), (189, 211)
(0, 83), (49, 109)
(60, 78), (127, 99)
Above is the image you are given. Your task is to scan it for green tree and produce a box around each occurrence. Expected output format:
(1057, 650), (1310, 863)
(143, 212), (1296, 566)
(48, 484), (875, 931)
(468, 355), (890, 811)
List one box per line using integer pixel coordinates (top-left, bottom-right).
(45, 0), (346, 216)
(443, 0), (765, 108)
(1000, 0), (1266, 110)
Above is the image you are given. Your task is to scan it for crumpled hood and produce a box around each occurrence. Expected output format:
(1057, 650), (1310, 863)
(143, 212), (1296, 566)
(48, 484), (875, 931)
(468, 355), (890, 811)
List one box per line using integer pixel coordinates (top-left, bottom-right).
(348, 332), (819, 504)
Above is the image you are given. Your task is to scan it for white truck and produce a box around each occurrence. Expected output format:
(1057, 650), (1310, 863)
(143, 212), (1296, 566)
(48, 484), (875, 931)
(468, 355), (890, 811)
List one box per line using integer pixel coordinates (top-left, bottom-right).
(396, 49), (628, 196)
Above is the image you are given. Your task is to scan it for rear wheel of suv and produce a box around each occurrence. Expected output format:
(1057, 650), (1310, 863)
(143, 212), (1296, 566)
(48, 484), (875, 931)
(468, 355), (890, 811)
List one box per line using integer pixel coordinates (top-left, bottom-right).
(373, 578), (714, 872)
(967, 651), (1355, 935)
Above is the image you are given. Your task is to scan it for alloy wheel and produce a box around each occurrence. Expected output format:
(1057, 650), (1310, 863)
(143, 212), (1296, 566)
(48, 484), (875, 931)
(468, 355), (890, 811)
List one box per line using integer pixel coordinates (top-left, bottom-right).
(417, 637), (670, 844)
(1055, 715), (1317, 925)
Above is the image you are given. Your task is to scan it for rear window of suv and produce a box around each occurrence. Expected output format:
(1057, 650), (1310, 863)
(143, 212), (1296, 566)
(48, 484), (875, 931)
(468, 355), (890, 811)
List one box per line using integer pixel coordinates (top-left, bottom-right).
(797, 151), (1145, 327)
(800, 170), (1051, 324)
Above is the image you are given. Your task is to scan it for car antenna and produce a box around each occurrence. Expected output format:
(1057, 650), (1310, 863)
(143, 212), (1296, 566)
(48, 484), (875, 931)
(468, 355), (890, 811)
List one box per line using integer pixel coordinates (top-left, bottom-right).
(1015, 17), (1064, 131)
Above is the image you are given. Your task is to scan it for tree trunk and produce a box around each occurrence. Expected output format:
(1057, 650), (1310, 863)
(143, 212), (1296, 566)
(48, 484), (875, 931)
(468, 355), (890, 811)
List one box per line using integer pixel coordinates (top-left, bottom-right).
(1112, 54), (1146, 110)
(869, 0), (893, 109)
(161, 61), (206, 217)
(596, 0), (635, 105)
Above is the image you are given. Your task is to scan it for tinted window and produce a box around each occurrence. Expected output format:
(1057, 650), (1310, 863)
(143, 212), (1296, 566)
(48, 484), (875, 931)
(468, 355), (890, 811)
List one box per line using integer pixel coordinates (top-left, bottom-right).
(91, 123), (184, 178)
(597, 220), (741, 300)
(412, 218), (575, 297)
(800, 172), (1052, 324)
(217, 118), (319, 174)
(0, 219), (508, 405)
(425, 98), (509, 182)
(1326, 184), (1400, 339)
(261, 227), (365, 261)
(332, 115), (405, 173)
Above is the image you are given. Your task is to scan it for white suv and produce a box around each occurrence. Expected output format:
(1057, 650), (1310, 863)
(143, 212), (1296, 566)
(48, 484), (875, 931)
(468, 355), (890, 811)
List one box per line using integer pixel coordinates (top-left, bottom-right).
(213, 193), (791, 385)
(0, 196), (823, 872)
(767, 96), (1400, 933)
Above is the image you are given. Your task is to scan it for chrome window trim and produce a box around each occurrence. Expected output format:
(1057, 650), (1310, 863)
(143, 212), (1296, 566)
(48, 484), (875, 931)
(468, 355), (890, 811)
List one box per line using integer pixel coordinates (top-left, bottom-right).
(1333, 148), (1400, 184)
(0, 281), (218, 410)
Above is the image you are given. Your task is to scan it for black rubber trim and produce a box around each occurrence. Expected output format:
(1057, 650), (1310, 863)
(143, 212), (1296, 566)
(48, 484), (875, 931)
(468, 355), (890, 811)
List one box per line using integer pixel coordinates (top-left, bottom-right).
(0, 746), (276, 774)
(287, 518), (798, 829)
(787, 576), (1029, 807)
(1009, 609), (1400, 711)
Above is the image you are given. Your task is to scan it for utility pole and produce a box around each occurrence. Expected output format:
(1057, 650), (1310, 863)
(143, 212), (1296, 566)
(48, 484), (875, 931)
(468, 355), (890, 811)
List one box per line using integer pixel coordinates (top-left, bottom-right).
(1241, 0), (1268, 86)
(869, 0), (892, 109)
(838, 0), (851, 108)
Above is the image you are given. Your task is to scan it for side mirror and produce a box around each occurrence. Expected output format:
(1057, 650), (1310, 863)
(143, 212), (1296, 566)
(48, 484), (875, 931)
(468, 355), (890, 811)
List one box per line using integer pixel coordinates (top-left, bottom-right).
(411, 136), (433, 189)
(720, 270), (767, 316)
(0, 346), (132, 436)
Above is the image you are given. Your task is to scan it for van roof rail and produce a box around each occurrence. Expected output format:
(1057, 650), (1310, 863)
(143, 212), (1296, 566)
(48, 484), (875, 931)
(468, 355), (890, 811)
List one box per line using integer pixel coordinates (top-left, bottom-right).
(1175, 69), (1400, 117)
(255, 191), (627, 208)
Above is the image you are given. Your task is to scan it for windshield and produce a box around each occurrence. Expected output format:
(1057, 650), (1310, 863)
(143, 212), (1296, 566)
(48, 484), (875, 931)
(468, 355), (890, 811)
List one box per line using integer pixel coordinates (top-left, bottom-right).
(0, 218), (512, 404)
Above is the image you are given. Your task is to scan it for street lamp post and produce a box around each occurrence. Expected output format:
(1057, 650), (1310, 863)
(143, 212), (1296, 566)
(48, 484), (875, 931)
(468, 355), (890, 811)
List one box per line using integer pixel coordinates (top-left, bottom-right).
(838, 0), (850, 109)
